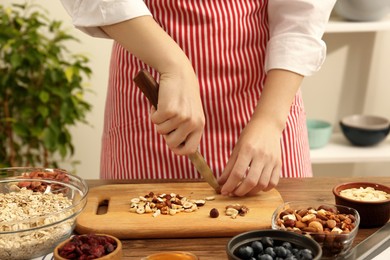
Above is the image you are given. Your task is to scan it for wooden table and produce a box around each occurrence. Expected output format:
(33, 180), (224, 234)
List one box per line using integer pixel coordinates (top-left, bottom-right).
(85, 177), (390, 259)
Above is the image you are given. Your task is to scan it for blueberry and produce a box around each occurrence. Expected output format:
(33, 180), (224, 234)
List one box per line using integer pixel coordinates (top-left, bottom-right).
(296, 248), (313, 260)
(274, 246), (288, 258)
(258, 254), (273, 260)
(285, 249), (293, 257)
(236, 245), (254, 259)
(264, 247), (276, 258)
(261, 237), (274, 248)
(251, 240), (263, 255)
(282, 241), (293, 251)
(285, 256), (298, 260)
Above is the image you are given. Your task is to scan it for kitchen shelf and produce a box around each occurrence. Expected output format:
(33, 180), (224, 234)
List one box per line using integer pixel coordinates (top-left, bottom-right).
(326, 14), (390, 33)
(310, 133), (390, 164)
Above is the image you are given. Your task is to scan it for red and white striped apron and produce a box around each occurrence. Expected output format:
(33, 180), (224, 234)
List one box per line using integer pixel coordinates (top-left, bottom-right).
(100, 0), (312, 179)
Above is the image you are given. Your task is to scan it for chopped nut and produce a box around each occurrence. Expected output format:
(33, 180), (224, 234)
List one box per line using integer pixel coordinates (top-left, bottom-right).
(136, 207), (145, 214)
(182, 202), (193, 209)
(205, 196), (215, 201)
(225, 208), (239, 218)
(225, 204), (249, 218)
(193, 200), (206, 206)
(129, 192), (207, 217)
(131, 198), (140, 203)
(145, 204), (152, 213)
(152, 209), (161, 218)
(169, 209), (177, 215)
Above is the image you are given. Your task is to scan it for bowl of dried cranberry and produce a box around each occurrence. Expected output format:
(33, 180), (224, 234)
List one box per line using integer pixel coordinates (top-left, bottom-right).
(53, 234), (122, 260)
(226, 229), (322, 260)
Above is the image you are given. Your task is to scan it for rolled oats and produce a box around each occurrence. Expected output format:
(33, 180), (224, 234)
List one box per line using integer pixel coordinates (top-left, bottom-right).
(0, 188), (74, 260)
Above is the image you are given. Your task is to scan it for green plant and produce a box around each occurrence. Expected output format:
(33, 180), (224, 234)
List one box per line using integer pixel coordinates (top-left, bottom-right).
(0, 2), (92, 168)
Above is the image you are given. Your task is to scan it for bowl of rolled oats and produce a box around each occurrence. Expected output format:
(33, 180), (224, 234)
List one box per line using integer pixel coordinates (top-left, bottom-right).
(333, 182), (390, 228)
(271, 201), (360, 259)
(0, 167), (89, 260)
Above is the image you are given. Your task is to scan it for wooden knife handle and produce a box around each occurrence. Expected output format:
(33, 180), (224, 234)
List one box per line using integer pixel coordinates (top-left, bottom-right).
(133, 69), (221, 193)
(133, 69), (159, 108)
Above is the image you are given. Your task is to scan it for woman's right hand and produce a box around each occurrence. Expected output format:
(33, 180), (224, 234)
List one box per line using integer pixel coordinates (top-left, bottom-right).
(151, 66), (205, 156)
(101, 16), (205, 156)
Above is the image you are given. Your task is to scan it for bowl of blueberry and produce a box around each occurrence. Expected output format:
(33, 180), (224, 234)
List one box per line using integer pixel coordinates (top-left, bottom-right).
(226, 229), (322, 260)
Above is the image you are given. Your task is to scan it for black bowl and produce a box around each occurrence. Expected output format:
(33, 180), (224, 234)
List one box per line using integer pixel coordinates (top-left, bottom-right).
(340, 115), (390, 146)
(227, 229), (322, 260)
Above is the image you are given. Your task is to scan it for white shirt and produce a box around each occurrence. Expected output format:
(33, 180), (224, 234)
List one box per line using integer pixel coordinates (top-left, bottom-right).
(59, 0), (336, 76)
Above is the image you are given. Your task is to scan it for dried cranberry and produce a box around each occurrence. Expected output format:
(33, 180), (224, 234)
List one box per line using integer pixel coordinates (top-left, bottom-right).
(58, 234), (117, 259)
(89, 245), (105, 258)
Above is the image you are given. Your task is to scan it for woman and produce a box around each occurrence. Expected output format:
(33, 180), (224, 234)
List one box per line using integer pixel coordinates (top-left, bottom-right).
(60, 0), (336, 196)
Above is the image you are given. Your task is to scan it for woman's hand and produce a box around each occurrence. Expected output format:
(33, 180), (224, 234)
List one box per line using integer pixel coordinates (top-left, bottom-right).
(101, 16), (205, 156)
(217, 69), (304, 196)
(150, 68), (205, 155)
(217, 117), (281, 196)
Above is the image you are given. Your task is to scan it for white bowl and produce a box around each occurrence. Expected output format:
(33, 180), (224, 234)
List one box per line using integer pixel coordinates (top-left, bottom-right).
(334, 0), (390, 21)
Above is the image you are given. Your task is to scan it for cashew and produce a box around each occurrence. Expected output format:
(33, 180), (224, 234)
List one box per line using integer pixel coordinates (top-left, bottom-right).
(302, 213), (316, 222)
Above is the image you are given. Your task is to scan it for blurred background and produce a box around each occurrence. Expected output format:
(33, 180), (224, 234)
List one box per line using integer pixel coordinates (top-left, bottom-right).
(3, 0), (390, 179)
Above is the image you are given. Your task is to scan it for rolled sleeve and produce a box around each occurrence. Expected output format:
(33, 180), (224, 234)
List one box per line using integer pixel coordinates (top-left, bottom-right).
(60, 0), (152, 38)
(265, 0), (336, 76)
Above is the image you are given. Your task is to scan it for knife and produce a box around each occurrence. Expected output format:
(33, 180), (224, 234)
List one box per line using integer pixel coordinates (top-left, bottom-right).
(345, 222), (390, 260)
(133, 69), (221, 194)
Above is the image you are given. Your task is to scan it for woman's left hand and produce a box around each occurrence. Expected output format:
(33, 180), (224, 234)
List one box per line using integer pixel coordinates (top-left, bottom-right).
(217, 118), (282, 196)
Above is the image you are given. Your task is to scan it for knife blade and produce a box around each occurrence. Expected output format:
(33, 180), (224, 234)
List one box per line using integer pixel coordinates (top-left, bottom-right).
(133, 69), (221, 194)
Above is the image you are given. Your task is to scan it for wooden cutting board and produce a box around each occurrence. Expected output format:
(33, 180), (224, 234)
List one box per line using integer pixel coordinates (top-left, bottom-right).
(76, 182), (283, 239)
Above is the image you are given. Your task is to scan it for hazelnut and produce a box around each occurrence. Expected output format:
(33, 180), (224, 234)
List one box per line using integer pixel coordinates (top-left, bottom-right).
(209, 208), (219, 218)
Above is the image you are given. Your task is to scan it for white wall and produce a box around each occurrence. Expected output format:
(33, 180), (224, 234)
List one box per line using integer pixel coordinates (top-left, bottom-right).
(4, 1), (390, 179)
(301, 30), (390, 177)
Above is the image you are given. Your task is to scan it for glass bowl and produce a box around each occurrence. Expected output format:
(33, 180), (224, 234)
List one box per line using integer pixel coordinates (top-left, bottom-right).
(0, 167), (88, 260)
(271, 201), (360, 259)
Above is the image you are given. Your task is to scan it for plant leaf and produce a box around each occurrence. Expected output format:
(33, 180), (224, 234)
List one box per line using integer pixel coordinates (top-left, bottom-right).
(39, 91), (50, 103)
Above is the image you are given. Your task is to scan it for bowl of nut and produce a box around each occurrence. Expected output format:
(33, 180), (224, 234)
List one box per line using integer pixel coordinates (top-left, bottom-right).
(0, 167), (88, 260)
(333, 182), (390, 228)
(226, 229), (322, 260)
(54, 234), (122, 260)
(271, 201), (360, 259)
